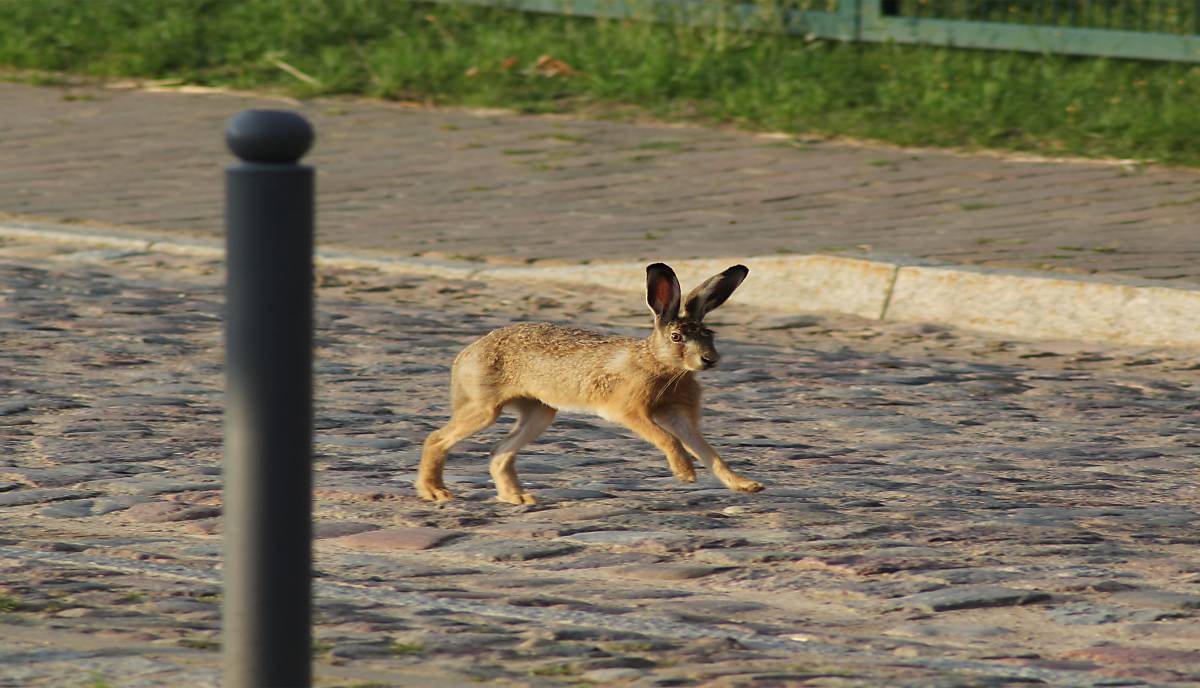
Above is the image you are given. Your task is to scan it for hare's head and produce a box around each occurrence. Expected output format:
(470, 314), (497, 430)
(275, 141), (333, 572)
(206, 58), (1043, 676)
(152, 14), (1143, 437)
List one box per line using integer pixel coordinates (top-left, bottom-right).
(645, 263), (748, 372)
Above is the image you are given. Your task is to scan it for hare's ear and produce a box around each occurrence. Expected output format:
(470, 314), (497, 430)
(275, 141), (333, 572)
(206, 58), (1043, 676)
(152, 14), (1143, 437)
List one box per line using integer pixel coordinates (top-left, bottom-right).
(646, 263), (681, 327)
(682, 265), (748, 321)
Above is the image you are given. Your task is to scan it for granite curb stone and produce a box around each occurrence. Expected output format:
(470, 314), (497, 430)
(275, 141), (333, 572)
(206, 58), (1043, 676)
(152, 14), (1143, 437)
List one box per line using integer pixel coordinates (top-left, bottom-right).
(3, 220), (1198, 348)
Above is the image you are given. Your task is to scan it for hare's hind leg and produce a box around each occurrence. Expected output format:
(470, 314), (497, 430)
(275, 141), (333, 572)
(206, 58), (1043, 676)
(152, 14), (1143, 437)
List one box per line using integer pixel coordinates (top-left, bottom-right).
(417, 403), (501, 502)
(491, 399), (556, 505)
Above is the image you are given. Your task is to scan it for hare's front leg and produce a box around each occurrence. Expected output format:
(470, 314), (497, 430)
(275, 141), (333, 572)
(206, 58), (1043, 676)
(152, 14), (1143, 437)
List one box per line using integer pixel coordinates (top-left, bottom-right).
(653, 408), (763, 493)
(490, 400), (557, 505)
(618, 413), (697, 483)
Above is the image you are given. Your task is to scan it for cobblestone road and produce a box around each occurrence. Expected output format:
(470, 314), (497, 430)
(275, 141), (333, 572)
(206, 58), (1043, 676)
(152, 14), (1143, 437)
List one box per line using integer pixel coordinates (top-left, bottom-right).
(2, 236), (1199, 686)
(2, 81), (1199, 281)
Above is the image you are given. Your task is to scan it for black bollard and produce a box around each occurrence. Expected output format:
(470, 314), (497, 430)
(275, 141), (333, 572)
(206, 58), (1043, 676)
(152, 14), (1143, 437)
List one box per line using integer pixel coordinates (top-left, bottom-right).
(223, 109), (315, 688)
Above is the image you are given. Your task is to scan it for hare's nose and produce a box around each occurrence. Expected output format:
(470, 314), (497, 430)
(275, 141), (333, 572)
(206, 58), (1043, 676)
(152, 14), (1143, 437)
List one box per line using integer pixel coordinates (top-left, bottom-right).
(701, 354), (718, 368)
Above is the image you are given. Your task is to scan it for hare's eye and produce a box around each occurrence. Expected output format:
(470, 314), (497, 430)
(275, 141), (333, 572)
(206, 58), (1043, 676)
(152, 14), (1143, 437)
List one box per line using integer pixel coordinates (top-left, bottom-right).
(669, 333), (684, 343)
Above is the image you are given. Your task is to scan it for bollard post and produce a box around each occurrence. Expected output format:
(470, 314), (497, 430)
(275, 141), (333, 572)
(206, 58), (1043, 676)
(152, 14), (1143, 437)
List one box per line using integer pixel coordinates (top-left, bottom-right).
(222, 109), (316, 688)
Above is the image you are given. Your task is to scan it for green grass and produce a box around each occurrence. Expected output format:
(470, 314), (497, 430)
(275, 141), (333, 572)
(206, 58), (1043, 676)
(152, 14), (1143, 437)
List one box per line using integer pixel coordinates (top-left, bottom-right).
(388, 641), (424, 655)
(178, 637), (220, 650)
(0, 592), (21, 612)
(0, 0), (1198, 164)
(959, 201), (999, 211)
(528, 663), (580, 676)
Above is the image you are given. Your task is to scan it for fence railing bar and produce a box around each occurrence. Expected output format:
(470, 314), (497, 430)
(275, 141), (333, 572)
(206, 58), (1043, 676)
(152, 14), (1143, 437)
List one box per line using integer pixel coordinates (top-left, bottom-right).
(866, 14), (1200, 62)
(433, 0), (1200, 63)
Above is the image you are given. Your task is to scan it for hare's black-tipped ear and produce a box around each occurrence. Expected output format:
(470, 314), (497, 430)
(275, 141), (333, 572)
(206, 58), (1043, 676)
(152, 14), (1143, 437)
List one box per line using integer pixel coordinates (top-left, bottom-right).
(682, 265), (748, 321)
(646, 263), (681, 327)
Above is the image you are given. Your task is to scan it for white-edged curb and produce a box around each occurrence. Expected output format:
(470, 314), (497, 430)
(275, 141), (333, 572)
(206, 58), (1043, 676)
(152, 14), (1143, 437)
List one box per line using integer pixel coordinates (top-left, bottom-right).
(887, 265), (1200, 349)
(2, 220), (1197, 349)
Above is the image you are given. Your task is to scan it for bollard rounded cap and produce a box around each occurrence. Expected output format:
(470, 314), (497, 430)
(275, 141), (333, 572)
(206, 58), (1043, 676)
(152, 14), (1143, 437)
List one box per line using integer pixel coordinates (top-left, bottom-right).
(225, 110), (314, 164)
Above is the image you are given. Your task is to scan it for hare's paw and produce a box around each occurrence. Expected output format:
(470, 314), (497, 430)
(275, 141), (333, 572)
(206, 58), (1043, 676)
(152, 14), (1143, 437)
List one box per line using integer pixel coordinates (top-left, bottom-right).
(731, 478), (764, 493)
(672, 467), (697, 483)
(417, 483), (454, 502)
(497, 492), (538, 506)
(667, 456), (697, 483)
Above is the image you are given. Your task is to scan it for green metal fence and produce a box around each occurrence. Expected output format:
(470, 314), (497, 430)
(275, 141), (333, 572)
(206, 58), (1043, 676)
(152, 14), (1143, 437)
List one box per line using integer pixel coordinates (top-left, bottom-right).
(868, 0), (1200, 61)
(446, 0), (1200, 62)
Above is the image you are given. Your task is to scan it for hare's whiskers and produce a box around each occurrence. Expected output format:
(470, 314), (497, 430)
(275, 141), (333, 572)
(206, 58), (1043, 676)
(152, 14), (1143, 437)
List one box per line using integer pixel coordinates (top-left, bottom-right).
(654, 368), (687, 407)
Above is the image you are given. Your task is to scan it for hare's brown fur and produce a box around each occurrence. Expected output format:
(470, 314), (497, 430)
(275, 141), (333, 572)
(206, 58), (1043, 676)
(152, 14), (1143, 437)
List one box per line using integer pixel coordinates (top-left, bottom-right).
(416, 264), (763, 505)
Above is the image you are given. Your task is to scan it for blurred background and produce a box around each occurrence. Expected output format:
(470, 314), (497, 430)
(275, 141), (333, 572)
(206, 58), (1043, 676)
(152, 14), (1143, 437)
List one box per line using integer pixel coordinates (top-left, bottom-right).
(1, 0), (1197, 164)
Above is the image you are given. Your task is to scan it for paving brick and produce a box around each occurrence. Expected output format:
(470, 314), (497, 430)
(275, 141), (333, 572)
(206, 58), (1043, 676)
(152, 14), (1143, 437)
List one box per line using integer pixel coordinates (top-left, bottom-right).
(328, 527), (459, 551)
(3, 206), (1200, 688)
(0, 82), (1196, 282)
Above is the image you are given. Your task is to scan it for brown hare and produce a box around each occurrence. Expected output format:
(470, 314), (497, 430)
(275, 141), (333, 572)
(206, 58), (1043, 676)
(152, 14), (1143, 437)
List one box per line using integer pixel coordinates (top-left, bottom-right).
(416, 262), (764, 505)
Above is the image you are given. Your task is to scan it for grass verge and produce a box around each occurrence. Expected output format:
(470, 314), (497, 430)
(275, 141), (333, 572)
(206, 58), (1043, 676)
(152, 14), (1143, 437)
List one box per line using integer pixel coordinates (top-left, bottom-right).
(0, 0), (1197, 164)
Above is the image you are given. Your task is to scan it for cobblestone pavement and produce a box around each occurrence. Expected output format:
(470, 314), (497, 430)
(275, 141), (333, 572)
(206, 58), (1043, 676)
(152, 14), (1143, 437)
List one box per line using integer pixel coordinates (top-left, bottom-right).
(3, 235), (1200, 687)
(2, 80), (1199, 281)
